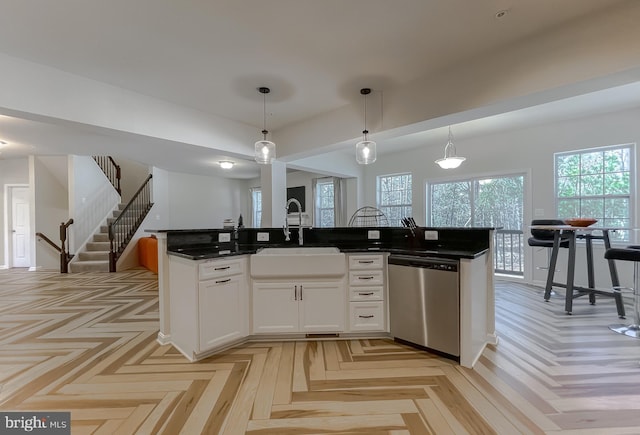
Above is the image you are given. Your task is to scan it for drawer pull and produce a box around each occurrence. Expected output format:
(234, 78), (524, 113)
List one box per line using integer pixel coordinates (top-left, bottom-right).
(358, 315), (375, 319)
(358, 260), (374, 264)
(358, 276), (374, 280)
(214, 266), (231, 271)
(358, 292), (374, 296)
(215, 278), (231, 284)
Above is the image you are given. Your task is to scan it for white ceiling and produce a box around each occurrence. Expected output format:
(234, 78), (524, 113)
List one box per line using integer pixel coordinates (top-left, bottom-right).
(0, 0), (638, 178)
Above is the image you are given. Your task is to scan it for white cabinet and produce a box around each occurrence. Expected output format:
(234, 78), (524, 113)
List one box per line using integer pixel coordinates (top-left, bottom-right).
(347, 254), (387, 332)
(198, 274), (246, 350)
(169, 255), (248, 360)
(253, 279), (345, 334)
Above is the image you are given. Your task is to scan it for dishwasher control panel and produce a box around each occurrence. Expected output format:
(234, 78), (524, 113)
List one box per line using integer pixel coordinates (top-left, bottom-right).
(424, 262), (457, 272)
(388, 255), (458, 273)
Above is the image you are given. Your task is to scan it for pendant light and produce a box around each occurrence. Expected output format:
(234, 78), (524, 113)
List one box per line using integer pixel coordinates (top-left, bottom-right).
(254, 87), (276, 164)
(356, 88), (376, 165)
(435, 126), (466, 169)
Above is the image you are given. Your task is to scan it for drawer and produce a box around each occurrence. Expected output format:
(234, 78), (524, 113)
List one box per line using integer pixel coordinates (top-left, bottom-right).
(199, 257), (245, 280)
(350, 286), (384, 301)
(349, 270), (384, 286)
(349, 302), (385, 331)
(349, 254), (384, 270)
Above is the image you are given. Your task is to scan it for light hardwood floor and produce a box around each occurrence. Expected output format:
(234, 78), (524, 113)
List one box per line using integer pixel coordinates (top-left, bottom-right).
(1, 268), (639, 434)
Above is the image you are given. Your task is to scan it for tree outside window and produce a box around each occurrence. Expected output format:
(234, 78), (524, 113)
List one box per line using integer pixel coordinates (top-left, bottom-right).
(377, 173), (412, 226)
(315, 180), (335, 228)
(556, 144), (633, 241)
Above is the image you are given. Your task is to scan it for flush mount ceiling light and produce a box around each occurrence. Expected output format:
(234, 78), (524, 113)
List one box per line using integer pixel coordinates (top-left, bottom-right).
(355, 88), (376, 165)
(218, 160), (234, 169)
(435, 126), (466, 169)
(254, 87), (276, 164)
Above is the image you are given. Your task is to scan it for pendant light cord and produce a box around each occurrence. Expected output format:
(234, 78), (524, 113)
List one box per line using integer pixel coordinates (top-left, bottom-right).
(262, 92), (267, 140)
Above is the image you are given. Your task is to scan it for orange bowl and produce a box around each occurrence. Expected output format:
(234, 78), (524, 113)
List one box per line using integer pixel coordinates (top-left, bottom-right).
(564, 218), (598, 227)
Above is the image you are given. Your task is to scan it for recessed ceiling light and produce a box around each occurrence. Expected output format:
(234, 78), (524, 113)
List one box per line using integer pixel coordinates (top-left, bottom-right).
(495, 9), (509, 19)
(219, 160), (234, 169)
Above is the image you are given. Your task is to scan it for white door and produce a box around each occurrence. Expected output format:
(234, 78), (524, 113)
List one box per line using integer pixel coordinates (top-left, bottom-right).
(10, 186), (30, 268)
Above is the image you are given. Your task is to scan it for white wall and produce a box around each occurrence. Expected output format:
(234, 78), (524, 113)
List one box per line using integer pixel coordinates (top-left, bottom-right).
(69, 155), (120, 252)
(362, 106), (640, 289)
(118, 158), (151, 203)
(0, 158), (29, 267)
(166, 171), (248, 229)
(31, 156), (69, 270)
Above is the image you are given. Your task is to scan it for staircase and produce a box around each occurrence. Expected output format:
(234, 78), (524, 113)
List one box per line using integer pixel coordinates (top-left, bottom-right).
(69, 204), (126, 273)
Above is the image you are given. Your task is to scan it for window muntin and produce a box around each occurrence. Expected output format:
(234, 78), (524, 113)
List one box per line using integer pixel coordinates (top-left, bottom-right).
(555, 144), (633, 241)
(377, 173), (412, 226)
(315, 179), (335, 228)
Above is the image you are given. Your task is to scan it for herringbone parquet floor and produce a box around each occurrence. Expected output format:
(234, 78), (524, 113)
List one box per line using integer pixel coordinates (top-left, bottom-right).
(0, 268), (639, 434)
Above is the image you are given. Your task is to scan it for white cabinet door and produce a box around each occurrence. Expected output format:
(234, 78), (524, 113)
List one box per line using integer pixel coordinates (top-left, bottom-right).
(199, 274), (246, 351)
(299, 281), (345, 333)
(253, 282), (298, 333)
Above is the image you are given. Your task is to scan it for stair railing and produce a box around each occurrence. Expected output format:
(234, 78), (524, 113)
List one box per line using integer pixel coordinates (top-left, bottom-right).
(35, 218), (74, 273)
(93, 156), (121, 195)
(109, 174), (153, 272)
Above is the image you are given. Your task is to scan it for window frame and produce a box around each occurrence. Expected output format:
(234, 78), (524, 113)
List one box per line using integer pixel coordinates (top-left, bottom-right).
(251, 188), (262, 228)
(554, 143), (635, 242)
(376, 172), (412, 227)
(314, 177), (335, 228)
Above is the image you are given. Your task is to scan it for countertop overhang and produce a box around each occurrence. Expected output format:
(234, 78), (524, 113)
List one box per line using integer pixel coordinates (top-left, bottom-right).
(163, 226), (493, 261)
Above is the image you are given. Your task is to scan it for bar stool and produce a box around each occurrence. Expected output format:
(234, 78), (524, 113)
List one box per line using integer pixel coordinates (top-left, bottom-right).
(528, 219), (571, 268)
(605, 245), (640, 338)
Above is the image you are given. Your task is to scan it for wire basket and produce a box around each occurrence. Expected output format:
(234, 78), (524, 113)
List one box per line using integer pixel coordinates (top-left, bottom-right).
(348, 206), (389, 227)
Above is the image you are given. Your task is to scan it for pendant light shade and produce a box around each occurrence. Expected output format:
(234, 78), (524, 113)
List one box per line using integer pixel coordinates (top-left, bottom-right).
(356, 88), (376, 164)
(254, 87), (276, 164)
(435, 126), (466, 169)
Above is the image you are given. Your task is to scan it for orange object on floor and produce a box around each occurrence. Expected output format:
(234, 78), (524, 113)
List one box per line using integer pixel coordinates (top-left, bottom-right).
(138, 235), (158, 274)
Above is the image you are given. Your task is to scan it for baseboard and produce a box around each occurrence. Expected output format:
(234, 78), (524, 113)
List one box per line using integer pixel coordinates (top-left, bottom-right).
(156, 332), (172, 345)
(28, 266), (42, 271)
(0, 264), (7, 270)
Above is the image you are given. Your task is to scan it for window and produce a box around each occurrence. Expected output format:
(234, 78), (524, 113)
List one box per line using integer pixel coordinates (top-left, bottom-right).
(377, 173), (412, 226)
(314, 178), (335, 227)
(555, 144), (634, 242)
(251, 188), (262, 228)
(428, 174), (525, 276)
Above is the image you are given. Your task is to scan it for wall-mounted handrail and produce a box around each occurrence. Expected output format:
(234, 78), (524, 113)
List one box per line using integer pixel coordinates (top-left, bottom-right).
(36, 218), (75, 273)
(36, 232), (61, 253)
(93, 156), (121, 195)
(109, 174), (153, 272)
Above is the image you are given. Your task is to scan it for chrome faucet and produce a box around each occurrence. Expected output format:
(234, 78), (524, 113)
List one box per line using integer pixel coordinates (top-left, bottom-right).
(284, 198), (303, 245)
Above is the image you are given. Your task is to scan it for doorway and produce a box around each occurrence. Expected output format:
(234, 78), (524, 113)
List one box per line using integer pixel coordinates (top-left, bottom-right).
(6, 185), (30, 268)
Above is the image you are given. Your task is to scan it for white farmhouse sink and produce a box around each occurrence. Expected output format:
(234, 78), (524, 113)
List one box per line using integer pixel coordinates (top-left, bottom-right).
(251, 247), (346, 278)
(256, 247), (341, 256)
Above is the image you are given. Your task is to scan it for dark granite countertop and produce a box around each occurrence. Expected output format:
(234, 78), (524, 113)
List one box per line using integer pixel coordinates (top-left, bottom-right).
(168, 244), (487, 261)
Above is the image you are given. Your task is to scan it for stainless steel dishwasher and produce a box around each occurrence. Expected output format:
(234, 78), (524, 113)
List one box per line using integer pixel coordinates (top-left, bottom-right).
(388, 255), (460, 359)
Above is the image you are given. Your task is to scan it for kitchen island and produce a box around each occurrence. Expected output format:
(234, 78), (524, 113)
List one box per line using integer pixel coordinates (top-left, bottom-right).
(151, 226), (497, 369)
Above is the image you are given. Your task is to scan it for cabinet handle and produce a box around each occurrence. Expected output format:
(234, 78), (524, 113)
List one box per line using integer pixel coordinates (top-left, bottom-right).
(300, 285), (303, 300)
(294, 285), (298, 301)
(359, 315), (374, 319)
(358, 292), (374, 296)
(358, 260), (374, 264)
(358, 276), (374, 280)
(214, 266), (231, 271)
(215, 278), (231, 284)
